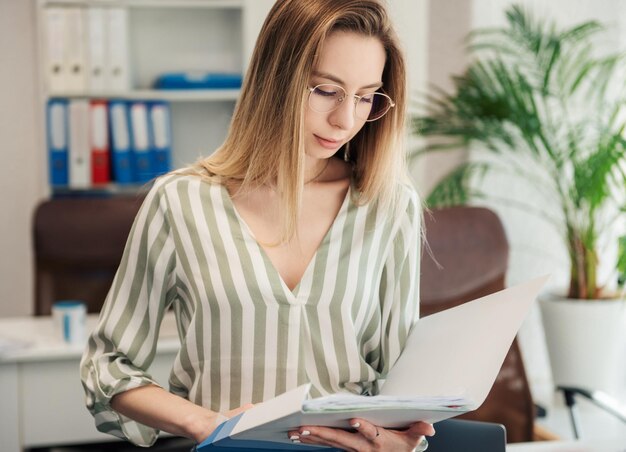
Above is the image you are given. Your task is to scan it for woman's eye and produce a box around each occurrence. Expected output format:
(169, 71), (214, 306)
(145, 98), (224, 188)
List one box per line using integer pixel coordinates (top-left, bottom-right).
(314, 88), (337, 97)
(360, 94), (375, 104)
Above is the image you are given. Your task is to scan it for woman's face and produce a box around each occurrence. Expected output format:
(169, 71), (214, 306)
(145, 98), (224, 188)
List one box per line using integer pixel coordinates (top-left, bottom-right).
(303, 31), (386, 160)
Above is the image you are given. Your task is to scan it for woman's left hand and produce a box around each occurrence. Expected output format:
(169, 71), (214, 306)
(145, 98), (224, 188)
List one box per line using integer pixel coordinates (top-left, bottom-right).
(287, 418), (435, 451)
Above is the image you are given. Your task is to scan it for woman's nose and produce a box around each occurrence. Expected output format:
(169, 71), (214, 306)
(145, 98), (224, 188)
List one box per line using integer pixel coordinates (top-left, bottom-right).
(328, 96), (356, 130)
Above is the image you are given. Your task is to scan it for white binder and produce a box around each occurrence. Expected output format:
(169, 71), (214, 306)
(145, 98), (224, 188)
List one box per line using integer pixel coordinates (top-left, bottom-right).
(64, 7), (88, 92)
(106, 8), (130, 91)
(86, 7), (106, 92)
(43, 7), (68, 93)
(68, 100), (91, 188)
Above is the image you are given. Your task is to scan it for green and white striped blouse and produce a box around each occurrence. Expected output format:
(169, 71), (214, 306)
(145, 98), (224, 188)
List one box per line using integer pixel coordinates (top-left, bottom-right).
(80, 173), (421, 446)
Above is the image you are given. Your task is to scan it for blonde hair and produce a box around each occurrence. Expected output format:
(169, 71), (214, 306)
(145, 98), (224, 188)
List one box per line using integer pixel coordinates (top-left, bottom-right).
(188, 0), (408, 243)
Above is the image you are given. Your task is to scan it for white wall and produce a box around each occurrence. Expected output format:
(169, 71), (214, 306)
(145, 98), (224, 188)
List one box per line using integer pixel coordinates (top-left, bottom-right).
(0, 0), (43, 317)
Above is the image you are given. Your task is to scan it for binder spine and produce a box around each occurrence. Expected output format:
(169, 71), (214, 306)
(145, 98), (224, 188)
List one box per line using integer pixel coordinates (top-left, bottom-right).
(149, 101), (172, 176)
(90, 100), (110, 185)
(129, 101), (155, 183)
(68, 99), (92, 188)
(108, 100), (134, 184)
(47, 99), (69, 187)
(106, 8), (130, 92)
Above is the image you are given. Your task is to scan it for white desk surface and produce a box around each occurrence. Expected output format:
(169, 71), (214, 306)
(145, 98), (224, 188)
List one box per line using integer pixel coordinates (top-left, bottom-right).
(508, 439), (626, 451)
(0, 312), (181, 451)
(0, 311), (180, 362)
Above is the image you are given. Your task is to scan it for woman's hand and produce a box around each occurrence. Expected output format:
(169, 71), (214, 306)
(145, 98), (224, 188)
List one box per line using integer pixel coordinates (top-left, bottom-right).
(287, 418), (435, 452)
(110, 384), (255, 444)
(190, 403), (255, 443)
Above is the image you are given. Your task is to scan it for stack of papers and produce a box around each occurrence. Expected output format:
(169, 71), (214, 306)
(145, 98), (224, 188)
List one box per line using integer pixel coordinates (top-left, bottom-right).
(302, 394), (473, 413)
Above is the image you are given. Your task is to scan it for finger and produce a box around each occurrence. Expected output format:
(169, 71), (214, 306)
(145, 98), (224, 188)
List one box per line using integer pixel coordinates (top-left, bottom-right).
(350, 418), (381, 442)
(405, 421), (436, 439)
(293, 425), (365, 452)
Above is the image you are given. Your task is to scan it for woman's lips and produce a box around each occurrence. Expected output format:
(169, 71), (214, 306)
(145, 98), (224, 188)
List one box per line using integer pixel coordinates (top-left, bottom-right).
(315, 135), (343, 149)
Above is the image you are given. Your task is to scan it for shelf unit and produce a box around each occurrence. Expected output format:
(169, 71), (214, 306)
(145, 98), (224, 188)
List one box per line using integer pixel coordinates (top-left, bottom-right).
(34, 0), (273, 195)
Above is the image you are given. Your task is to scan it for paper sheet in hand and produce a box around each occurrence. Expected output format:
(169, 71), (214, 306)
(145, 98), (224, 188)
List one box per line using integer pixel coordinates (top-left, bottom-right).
(197, 275), (549, 450)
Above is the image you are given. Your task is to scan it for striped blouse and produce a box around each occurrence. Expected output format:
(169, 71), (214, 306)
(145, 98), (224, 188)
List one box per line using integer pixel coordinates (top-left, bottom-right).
(80, 174), (421, 446)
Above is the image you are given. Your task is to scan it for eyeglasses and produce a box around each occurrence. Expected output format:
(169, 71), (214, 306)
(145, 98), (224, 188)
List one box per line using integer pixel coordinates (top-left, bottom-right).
(307, 84), (395, 122)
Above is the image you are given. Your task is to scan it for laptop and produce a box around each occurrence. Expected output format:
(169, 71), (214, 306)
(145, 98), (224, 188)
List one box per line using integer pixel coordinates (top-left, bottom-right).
(427, 419), (506, 452)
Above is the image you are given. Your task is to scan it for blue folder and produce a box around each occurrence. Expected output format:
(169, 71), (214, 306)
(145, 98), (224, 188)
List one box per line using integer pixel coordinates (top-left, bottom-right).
(147, 100), (172, 176)
(154, 72), (242, 90)
(196, 414), (341, 451)
(47, 99), (69, 187)
(128, 100), (155, 183)
(108, 100), (134, 184)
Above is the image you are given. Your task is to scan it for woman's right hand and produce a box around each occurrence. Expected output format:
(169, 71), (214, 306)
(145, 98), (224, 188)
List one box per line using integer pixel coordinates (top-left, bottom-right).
(111, 384), (255, 445)
(190, 403), (255, 443)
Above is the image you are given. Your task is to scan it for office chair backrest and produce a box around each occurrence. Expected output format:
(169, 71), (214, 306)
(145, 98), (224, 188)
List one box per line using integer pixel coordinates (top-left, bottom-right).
(420, 206), (534, 443)
(33, 195), (144, 315)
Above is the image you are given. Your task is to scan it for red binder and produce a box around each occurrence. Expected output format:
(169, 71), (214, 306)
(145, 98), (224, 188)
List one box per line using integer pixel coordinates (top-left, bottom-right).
(90, 100), (110, 184)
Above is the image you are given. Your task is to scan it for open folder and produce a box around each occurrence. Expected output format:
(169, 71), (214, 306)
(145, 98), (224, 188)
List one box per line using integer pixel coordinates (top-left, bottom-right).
(196, 275), (549, 451)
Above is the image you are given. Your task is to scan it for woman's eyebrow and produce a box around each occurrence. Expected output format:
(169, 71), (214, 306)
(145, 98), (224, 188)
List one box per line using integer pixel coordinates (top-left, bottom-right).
(312, 71), (383, 90)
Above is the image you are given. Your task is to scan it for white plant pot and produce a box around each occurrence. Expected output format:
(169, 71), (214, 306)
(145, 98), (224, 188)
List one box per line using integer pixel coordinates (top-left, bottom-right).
(539, 294), (626, 395)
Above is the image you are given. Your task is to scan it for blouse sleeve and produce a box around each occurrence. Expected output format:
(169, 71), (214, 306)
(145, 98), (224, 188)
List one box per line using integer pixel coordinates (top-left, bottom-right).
(377, 186), (422, 378)
(79, 179), (177, 447)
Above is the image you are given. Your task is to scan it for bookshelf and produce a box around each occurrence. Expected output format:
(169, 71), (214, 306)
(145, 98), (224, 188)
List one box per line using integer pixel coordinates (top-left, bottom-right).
(35, 0), (274, 195)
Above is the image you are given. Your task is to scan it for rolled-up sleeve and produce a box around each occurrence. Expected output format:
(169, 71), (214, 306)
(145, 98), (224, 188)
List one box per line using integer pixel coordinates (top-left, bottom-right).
(80, 179), (177, 446)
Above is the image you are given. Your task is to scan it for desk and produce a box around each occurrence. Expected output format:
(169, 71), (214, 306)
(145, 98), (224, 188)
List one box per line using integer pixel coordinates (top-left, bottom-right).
(508, 439), (626, 451)
(0, 313), (180, 452)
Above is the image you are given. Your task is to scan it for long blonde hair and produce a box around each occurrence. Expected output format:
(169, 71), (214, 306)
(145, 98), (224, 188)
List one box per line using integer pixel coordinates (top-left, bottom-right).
(189, 0), (408, 243)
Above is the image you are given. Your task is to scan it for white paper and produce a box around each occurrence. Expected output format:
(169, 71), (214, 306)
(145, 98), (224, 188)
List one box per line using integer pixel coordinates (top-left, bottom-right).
(381, 275), (550, 406)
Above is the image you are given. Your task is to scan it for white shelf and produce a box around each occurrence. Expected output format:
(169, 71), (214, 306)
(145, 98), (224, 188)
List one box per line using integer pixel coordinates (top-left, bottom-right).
(47, 89), (241, 102)
(41, 0), (244, 9)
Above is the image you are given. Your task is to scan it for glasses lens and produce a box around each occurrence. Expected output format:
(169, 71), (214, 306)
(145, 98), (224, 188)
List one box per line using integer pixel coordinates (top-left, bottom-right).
(309, 84), (345, 113)
(356, 93), (392, 121)
(309, 85), (393, 121)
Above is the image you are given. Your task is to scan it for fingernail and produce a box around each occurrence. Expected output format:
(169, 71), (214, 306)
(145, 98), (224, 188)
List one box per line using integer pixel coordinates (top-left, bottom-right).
(289, 435), (300, 441)
(351, 422), (361, 428)
(301, 430), (311, 436)
(292, 439), (301, 443)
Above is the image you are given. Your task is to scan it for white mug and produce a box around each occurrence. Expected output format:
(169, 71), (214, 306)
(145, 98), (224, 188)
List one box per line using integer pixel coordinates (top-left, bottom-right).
(52, 300), (87, 345)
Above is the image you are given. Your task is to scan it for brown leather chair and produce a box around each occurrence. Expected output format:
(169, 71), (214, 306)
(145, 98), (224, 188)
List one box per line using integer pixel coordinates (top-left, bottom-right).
(420, 206), (535, 443)
(33, 195), (144, 315)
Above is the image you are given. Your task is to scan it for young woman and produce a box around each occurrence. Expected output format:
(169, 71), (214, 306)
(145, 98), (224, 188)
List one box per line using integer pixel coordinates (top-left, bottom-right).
(80, 1), (434, 451)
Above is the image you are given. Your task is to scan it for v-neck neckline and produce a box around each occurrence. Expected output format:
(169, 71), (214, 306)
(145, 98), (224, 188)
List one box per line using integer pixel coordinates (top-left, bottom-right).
(220, 183), (352, 300)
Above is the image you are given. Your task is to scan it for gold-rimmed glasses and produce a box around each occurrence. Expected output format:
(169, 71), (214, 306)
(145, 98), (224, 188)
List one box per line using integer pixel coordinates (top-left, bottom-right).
(307, 84), (395, 122)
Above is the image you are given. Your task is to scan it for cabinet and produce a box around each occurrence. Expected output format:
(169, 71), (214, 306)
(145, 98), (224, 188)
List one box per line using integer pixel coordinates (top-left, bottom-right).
(34, 0), (274, 194)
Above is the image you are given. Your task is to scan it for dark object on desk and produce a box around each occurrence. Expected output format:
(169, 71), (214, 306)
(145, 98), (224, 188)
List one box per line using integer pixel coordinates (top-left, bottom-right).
(428, 419), (506, 451)
(26, 436), (195, 452)
(420, 206), (535, 443)
(33, 195), (144, 315)
(558, 385), (626, 439)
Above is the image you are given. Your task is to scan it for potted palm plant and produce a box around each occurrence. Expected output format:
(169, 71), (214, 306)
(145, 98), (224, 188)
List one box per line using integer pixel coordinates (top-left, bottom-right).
(413, 4), (626, 393)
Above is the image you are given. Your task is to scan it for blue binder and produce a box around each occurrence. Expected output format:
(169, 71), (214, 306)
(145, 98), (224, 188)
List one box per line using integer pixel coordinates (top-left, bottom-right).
(154, 72), (242, 90)
(108, 100), (134, 184)
(128, 100), (155, 183)
(46, 99), (69, 187)
(147, 100), (172, 176)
